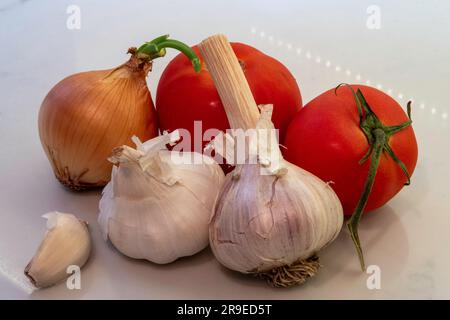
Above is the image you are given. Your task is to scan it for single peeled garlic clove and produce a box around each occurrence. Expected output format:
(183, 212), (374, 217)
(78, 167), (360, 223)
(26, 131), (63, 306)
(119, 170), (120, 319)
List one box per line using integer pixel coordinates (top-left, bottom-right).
(24, 212), (91, 288)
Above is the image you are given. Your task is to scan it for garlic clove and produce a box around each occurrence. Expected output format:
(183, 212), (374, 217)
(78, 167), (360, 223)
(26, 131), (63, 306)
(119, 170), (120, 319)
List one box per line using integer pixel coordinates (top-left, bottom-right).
(24, 212), (91, 288)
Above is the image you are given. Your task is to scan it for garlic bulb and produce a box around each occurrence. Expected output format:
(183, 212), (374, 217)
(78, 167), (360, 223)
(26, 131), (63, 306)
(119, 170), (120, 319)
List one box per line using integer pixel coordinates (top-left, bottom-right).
(199, 35), (343, 287)
(25, 212), (91, 288)
(210, 107), (343, 286)
(98, 133), (224, 264)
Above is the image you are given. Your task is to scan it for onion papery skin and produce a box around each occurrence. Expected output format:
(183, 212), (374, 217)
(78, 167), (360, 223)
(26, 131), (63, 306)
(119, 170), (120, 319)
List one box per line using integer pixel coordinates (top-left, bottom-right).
(38, 57), (158, 190)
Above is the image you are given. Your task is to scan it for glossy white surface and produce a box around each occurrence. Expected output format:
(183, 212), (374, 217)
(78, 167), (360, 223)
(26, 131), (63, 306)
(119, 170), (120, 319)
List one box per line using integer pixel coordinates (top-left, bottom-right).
(0, 0), (449, 299)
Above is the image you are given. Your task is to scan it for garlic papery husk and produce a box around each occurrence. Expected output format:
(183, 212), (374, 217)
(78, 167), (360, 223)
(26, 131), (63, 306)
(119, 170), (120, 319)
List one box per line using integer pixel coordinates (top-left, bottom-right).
(200, 34), (343, 287)
(98, 132), (225, 264)
(24, 212), (91, 288)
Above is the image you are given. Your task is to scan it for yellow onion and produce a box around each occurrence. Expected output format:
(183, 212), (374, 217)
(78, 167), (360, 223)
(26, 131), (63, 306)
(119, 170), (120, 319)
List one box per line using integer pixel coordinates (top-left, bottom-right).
(38, 35), (200, 190)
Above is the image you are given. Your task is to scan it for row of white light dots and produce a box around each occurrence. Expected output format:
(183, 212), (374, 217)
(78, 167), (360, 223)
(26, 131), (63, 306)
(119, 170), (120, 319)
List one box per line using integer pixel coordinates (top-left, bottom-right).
(251, 27), (447, 120)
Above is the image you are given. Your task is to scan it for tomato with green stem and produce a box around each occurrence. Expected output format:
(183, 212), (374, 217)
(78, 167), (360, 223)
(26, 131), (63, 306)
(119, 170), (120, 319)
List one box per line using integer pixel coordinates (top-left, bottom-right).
(283, 84), (418, 270)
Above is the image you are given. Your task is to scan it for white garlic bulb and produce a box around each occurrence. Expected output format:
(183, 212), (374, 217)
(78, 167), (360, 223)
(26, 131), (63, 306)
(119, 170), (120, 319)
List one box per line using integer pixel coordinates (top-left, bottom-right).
(210, 107), (343, 287)
(98, 133), (224, 264)
(199, 34), (343, 287)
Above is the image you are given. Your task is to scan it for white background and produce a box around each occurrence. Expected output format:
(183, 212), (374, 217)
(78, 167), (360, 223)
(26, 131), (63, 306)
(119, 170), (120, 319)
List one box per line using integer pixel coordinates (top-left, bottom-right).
(0, 0), (449, 299)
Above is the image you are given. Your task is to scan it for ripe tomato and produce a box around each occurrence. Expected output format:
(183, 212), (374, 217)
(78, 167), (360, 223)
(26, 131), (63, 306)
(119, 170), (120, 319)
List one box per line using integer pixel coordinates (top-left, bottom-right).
(284, 84), (418, 269)
(284, 85), (418, 216)
(156, 43), (302, 155)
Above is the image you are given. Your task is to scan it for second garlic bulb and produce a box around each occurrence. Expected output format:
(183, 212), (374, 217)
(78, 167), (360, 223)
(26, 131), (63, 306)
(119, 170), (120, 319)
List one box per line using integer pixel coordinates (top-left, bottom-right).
(98, 133), (224, 264)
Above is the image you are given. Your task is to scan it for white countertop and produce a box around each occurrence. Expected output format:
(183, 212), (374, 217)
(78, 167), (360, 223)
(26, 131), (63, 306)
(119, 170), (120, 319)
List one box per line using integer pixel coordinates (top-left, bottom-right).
(1, 0), (449, 299)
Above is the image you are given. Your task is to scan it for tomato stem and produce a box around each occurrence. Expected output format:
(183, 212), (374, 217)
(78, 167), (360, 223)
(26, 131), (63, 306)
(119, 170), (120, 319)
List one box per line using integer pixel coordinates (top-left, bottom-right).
(336, 85), (414, 271)
(347, 129), (385, 271)
(136, 35), (201, 72)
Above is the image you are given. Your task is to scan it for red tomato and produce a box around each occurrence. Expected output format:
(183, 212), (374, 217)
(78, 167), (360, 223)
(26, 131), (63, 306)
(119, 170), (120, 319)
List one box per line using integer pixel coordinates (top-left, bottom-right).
(284, 85), (418, 217)
(156, 43), (302, 155)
